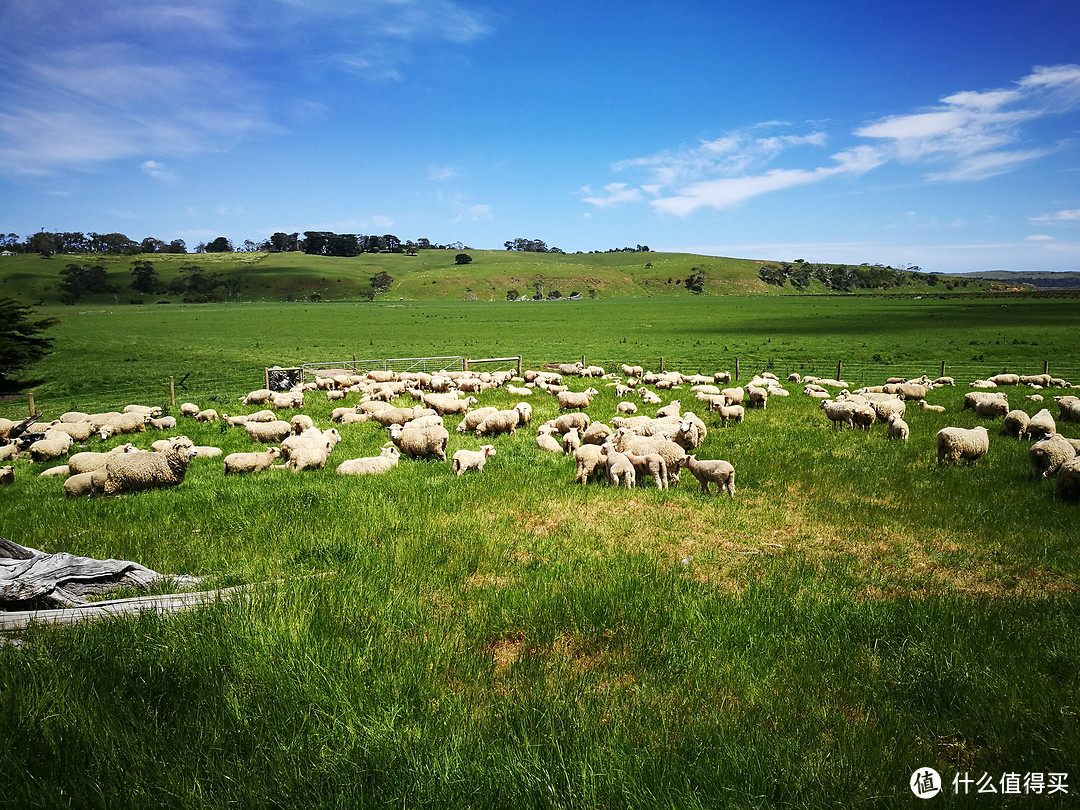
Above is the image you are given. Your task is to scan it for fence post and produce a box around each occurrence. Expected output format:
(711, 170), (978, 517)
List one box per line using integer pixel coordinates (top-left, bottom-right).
(169, 376), (175, 408)
(516, 355), (522, 377)
(581, 354), (586, 368)
(735, 357), (739, 381)
(837, 359), (843, 382)
(27, 394), (35, 416)
(462, 357), (468, 372)
(1044, 360), (1049, 375)
(940, 360), (945, 380)
(659, 356), (664, 373)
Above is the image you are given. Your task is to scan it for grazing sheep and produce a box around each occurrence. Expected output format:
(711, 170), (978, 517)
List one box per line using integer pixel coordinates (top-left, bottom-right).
(1002, 410), (1031, 438)
(148, 416), (177, 431)
(616, 401), (638, 415)
(746, 385), (769, 409)
(240, 389), (274, 406)
(554, 412), (591, 434)
(244, 420), (293, 444)
(1023, 409), (1056, 441)
(403, 414), (445, 430)
(1029, 434), (1077, 479)
(820, 400), (858, 430)
(0, 465), (13, 485)
(871, 399), (906, 422)
(387, 423), (450, 461)
(714, 403), (745, 428)
(223, 447), (281, 475)
(600, 443), (636, 489)
(452, 445), (497, 476)
(557, 388), (598, 412)
(336, 446), (401, 476)
(611, 429), (686, 487)
(192, 445), (223, 458)
(423, 394), (479, 416)
(290, 414), (315, 434)
(331, 405), (362, 423)
(456, 407), (499, 433)
(581, 421), (613, 446)
(936, 426), (990, 465)
(852, 405), (876, 431)
(917, 399), (946, 413)
(97, 412), (149, 439)
(536, 433), (563, 453)
(621, 448), (668, 490)
(98, 436), (197, 495)
(886, 413), (909, 440)
(973, 399), (1009, 419)
(179, 403), (200, 417)
(573, 444), (605, 484)
(474, 410), (522, 439)
(325, 389), (347, 401)
(123, 404), (162, 418)
(680, 455), (736, 497)
(1053, 456), (1080, 501)
(989, 373), (1020, 386)
(561, 427), (581, 455)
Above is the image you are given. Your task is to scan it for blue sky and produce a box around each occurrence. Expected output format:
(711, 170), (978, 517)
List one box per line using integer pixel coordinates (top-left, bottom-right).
(2, 0), (1079, 272)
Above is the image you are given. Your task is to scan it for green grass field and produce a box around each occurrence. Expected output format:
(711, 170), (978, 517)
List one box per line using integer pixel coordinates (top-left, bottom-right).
(1, 294), (1078, 808)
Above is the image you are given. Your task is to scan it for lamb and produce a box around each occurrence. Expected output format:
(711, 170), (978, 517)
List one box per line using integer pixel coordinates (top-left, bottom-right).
(423, 394), (478, 416)
(917, 399), (946, 413)
(581, 421), (613, 446)
(852, 405), (876, 431)
(63, 471), (102, 497)
(616, 401), (638, 415)
(714, 403), (745, 428)
(223, 447), (281, 475)
(270, 391), (304, 410)
(936, 426), (990, 465)
(336, 446), (402, 476)
(39, 465), (71, 477)
(67, 444), (140, 474)
(573, 444), (605, 484)
(557, 388), (598, 411)
(871, 399), (906, 422)
(536, 433), (563, 453)
(638, 388), (662, 405)
(452, 445), (497, 476)
(456, 407), (498, 433)
(886, 413), (910, 440)
(656, 400), (681, 419)
(0, 465), (12, 486)
(1023, 409), (1056, 441)
(290, 414), (315, 434)
(611, 429), (686, 487)
(325, 389), (347, 401)
(1028, 434), (1076, 479)
(720, 387), (744, 405)
(0, 443), (16, 461)
(240, 388), (274, 405)
(746, 385), (769, 409)
(621, 448), (669, 490)
(244, 420), (293, 444)
(514, 402), (533, 425)
(474, 410), (522, 439)
(98, 436), (198, 495)
(963, 391), (1007, 411)
(1053, 457), (1080, 501)
(599, 443), (636, 489)
(148, 416), (177, 431)
(179, 403), (200, 417)
(560, 427), (581, 455)
(820, 399), (858, 429)
(387, 423), (450, 461)
(331, 405), (362, 423)
(1002, 410), (1030, 438)
(277, 431), (339, 472)
(29, 430), (75, 462)
(680, 455), (736, 497)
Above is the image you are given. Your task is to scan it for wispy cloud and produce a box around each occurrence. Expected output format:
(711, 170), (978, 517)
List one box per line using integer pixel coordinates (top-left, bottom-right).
(0, 0), (491, 174)
(1030, 208), (1080, 223)
(586, 64), (1080, 216)
(140, 160), (174, 181)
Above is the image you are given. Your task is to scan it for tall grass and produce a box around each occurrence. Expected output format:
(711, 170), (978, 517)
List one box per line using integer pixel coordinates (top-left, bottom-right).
(1, 295), (1079, 808)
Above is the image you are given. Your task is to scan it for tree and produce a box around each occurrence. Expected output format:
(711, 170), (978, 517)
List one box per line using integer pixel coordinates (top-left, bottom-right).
(205, 236), (233, 253)
(685, 268), (707, 293)
(455, 253), (472, 265)
(163, 239), (187, 254)
(130, 260), (161, 294)
(269, 232), (299, 253)
(139, 237), (166, 254)
(58, 264), (110, 302)
(506, 288), (520, 301)
(0, 298), (59, 391)
(370, 271), (393, 294)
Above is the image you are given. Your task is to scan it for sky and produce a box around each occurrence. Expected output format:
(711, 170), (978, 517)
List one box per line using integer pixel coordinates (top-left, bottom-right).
(1, 0), (1079, 272)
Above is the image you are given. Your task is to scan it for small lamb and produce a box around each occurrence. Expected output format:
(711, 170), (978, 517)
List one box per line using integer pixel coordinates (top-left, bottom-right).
(681, 455), (736, 497)
(451, 445), (496, 476)
(600, 443), (636, 489)
(886, 413), (909, 441)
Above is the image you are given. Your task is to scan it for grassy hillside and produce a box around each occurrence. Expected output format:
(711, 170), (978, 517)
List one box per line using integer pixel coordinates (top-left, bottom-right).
(0, 249), (1009, 306)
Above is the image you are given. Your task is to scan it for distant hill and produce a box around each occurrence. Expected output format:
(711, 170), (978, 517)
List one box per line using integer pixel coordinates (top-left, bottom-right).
(0, 250), (1017, 306)
(955, 270), (1080, 289)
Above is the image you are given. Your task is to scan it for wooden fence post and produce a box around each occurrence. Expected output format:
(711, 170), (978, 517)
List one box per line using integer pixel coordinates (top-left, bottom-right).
(940, 360), (945, 380)
(27, 394), (35, 416)
(659, 356), (664, 373)
(516, 355), (522, 377)
(1044, 360), (1049, 375)
(735, 357), (739, 381)
(169, 376), (175, 408)
(837, 359), (843, 382)
(264, 368), (270, 390)
(462, 357), (468, 372)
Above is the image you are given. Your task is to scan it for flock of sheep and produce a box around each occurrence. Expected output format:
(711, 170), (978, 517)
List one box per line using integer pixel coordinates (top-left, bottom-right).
(1, 363), (1078, 503)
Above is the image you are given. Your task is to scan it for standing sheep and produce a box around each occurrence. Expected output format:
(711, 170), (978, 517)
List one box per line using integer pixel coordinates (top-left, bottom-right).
(621, 448), (669, 490)
(474, 410), (521, 439)
(612, 429), (686, 487)
(936, 426), (990, 465)
(600, 443), (636, 489)
(886, 413), (909, 440)
(456, 407), (499, 433)
(1053, 456), (1080, 501)
(1023, 409), (1056, 441)
(387, 423), (450, 461)
(451, 445), (497, 476)
(573, 444), (605, 484)
(1002, 410), (1031, 438)
(557, 388), (598, 412)
(244, 420), (293, 444)
(98, 436), (198, 495)
(680, 455), (736, 497)
(1028, 434), (1076, 479)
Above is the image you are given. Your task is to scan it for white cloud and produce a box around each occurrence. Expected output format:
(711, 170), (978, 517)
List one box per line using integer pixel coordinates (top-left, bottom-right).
(582, 183), (643, 208)
(140, 160), (174, 181)
(452, 203), (493, 223)
(1025, 234), (1054, 240)
(1030, 208), (1080, 223)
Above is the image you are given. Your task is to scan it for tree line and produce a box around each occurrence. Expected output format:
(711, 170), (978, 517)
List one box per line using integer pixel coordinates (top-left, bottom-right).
(756, 260), (970, 292)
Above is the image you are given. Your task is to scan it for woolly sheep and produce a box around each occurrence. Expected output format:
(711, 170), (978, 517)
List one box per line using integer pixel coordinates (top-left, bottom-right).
(97, 412), (149, 439)
(680, 455), (735, 497)
(246, 409), (277, 423)
(616, 401), (638, 415)
(474, 409), (521, 439)
(326, 389), (347, 401)
(0, 443), (16, 461)
(241, 389), (274, 405)
(621, 448), (668, 490)
(331, 405), (362, 422)
(452, 445), (497, 476)
(244, 420), (293, 444)
(638, 388), (662, 405)
(456, 407), (499, 433)
(44, 420), (95, 442)
(270, 391), (304, 410)
(0, 465), (12, 486)
(370, 406), (436, 427)
(179, 403), (200, 417)
(506, 385), (532, 397)
(1055, 396), (1080, 422)
(672, 414), (707, 450)
(886, 413), (909, 440)
(403, 415), (445, 430)
(98, 436), (197, 495)
(561, 427), (581, 455)
(29, 431), (75, 462)
(963, 391), (1007, 411)
(720, 387), (744, 405)
(39, 465), (71, 477)
(1026, 394), (1044, 402)
(148, 416), (177, 431)
(290, 414), (315, 434)
(223, 447), (281, 475)
(123, 404), (162, 418)
(277, 433), (338, 472)
(871, 399), (906, 422)
(936, 426), (990, 465)
(192, 446), (223, 458)
(554, 412), (591, 433)
(1023, 409), (1056, 441)
(620, 364), (644, 377)
(1002, 410), (1030, 438)
(917, 399), (946, 413)
(852, 405), (876, 431)
(656, 400), (681, 419)
(336, 446), (401, 476)
(557, 388), (598, 411)
(573, 444), (605, 484)
(387, 423), (450, 461)
(67, 444), (140, 474)
(194, 410), (219, 426)
(63, 471), (101, 497)
(746, 385), (769, 409)
(715, 403), (745, 428)
(973, 399), (1009, 419)
(1053, 457), (1080, 501)
(600, 443), (636, 489)
(536, 433), (563, 453)
(989, 373), (1020, 386)
(423, 394), (478, 416)
(1028, 434), (1076, 479)
(612, 429), (686, 487)
(581, 421), (613, 446)
(820, 399), (858, 429)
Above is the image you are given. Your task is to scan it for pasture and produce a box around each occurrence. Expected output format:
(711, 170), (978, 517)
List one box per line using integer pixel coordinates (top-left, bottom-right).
(1, 295), (1078, 808)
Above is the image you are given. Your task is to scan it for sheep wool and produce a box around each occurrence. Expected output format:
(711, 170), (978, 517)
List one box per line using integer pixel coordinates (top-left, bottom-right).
(100, 437), (198, 495)
(680, 455), (736, 497)
(223, 448), (281, 475)
(451, 445), (497, 476)
(936, 426), (990, 465)
(336, 446), (401, 476)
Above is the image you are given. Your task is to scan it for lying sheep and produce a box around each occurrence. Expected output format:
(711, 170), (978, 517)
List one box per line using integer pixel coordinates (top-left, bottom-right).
(240, 388), (274, 406)
(331, 405), (362, 423)
(63, 470), (101, 497)
(244, 420), (293, 444)
(599, 443), (636, 489)
(336, 446), (401, 475)
(0, 465), (12, 486)
(581, 421), (612, 446)
(936, 426), (990, 465)
(223, 447), (281, 475)
(39, 465), (70, 477)
(536, 433), (563, 453)
(270, 391), (304, 410)
(886, 413), (909, 440)
(97, 412), (149, 439)
(452, 445), (496, 476)
(1053, 456), (1080, 501)
(98, 436), (197, 495)
(656, 400), (681, 419)
(387, 423), (449, 461)
(680, 455), (736, 497)
(67, 444), (140, 474)
(29, 430), (74, 462)
(123, 404), (162, 418)
(1029, 434), (1076, 479)
(456, 407), (498, 433)
(370, 406), (436, 427)
(973, 399), (1009, 419)
(616, 401), (638, 415)
(246, 409), (277, 423)
(1023, 409), (1056, 441)
(918, 399), (946, 413)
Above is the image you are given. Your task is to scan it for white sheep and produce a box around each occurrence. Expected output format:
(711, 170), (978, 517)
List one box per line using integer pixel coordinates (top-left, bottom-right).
(179, 403), (200, 417)
(581, 421), (613, 446)
(387, 423), (449, 461)
(680, 455), (736, 497)
(0, 465), (12, 485)
(561, 427), (581, 455)
(63, 470), (101, 497)
(612, 429), (686, 487)
(474, 410), (521, 439)
(452, 445), (497, 476)
(44, 420), (95, 442)
(820, 400), (857, 429)
(1002, 410), (1031, 438)
(244, 420), (293, 444)
(1053, 456), (1080, 501)
(331, 405), (362, 423)
(0, 443), (16, 461)
(98, 436), (198, 495)
(1029, 434), (1076, 479)
(240, 389), (274, 405)
(621, 448), (668, 490)
(456, 407), (499, 433)
(557, 388), (598, 411)
(97, 412), (149, 439)
(599, 443), (636, 489)
(720, 387), (744, 405)
(917, 399), (946, 413)
(852, 405), (876, 431)
(370, 406), (436, 427)
(246, 409), (277, 423)
(67, 444), (140, 474)
(278, 428), (342, 472)
(573, 444), (605, 484)
(714, 403), (745, 428)
(746, 385), (769, 409)
(554, 412), (591, 433)
(148, 416), (177, 431)
(656, 400), (681, 419)
(39, 465), (71, 477)
(29, 430), (74, 462)
(616, 401), (638, 415)
(336, 446), (401, 475)
(514, 402), (532, 425)
(223, 447), (281, 475)
(1023, 409), (1056, 441)
(290, 414), (315, 434)
(536, 433), (563, 453)
(973, 399), (1009, 419)
(886, 413), (909, 440)
(936, 426), (990, 465)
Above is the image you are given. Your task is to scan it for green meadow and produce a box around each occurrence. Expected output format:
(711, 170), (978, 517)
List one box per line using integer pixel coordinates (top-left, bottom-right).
(1, 293), (1079, 808)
